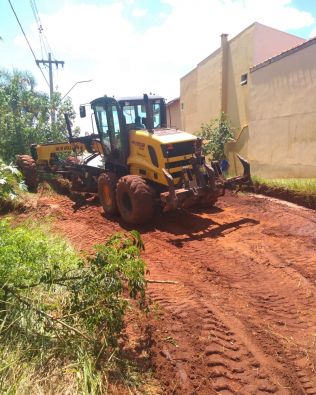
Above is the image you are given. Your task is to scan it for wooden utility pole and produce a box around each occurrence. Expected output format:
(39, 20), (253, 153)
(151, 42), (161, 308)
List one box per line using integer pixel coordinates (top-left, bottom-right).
(36, 53), (64, 123)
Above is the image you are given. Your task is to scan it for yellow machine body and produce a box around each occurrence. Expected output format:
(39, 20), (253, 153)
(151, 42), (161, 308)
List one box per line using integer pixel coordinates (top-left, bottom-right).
(33, 140), (106, 166)
(18, 95), (250, 226)
(33, 128), (197, 189)
(127, 129), (197, 187)
(34, 142), (86, 165)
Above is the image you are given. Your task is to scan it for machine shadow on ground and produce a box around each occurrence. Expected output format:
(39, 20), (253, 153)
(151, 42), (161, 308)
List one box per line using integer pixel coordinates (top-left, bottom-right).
(103, 206), (221, 235)
(166, 217), (259, 247)
(107, 205), (260, 243)
(54, 184), (260, 241)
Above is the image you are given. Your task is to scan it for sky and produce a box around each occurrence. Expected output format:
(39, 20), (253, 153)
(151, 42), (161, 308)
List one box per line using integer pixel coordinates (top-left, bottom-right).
(1, 0), (316, 131)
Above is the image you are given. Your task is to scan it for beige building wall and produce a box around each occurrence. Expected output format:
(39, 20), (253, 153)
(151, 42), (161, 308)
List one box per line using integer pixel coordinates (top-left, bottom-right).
(180, 68), (198, 132)
(222, 23), (309, 176)
(166, 98), (181, 129)
(248, 42), (316, 178)
(180, 50), (222, 133)
(225, 23), (304, 135)
(179, 23), (303, 136)
(196, 50), (222, 130)
(226, 25), (254, 133)
(224, 26), (255, 174)
(178, 22), (314, 177)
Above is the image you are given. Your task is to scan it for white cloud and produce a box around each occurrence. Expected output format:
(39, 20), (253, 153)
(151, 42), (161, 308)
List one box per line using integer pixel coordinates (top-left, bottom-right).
(131, 7), (148, 17)
(12, 0), (315, 129)
(309, 27), (316, 38)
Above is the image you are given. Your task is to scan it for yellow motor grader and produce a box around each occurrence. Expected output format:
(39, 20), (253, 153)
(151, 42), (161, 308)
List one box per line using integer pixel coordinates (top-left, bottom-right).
(17, 94), (251, 225)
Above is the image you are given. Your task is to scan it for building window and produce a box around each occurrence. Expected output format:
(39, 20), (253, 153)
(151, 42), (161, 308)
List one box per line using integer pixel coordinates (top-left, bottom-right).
(240, 73), (248, 86)
(181, 102), (184, 110)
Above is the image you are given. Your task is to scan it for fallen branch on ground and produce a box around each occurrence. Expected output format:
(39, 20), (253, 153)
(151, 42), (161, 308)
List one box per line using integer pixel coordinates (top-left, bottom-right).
(146, 280), (178, 284)
(8, 288), (94, 342)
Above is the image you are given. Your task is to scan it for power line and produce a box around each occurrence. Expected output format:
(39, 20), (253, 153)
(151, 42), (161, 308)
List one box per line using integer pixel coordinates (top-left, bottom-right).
(29, 0), (52, 59)
(7, 0), (49, 87)
(29, 0), (44, 58)
(29, 0), (64, 94)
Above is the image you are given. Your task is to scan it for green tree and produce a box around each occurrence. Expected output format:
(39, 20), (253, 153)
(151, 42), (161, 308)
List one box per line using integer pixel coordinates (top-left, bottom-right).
(198, 112), (234, 160)
(0, 69), (76, 162)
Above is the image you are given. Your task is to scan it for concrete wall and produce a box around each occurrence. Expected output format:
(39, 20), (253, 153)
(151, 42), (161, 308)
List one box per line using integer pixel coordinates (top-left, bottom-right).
(167, 98), (181, 129)
(179, 22), (315, 177)
(248, 42), (316, 178)
(180, 50), (222, 133)
(225, 23), (304, 136)
(224, 23), (310, 177)
(179, 23), (291, 135)
(226, 25), (255, 133)
(180, 68), (198, 132)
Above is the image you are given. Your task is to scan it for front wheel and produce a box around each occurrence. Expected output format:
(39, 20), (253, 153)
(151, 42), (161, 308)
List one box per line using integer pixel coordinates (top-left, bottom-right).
(116, 175), (154, 225)
(16, 155), (38, 191)
(98, 172), (118, 215)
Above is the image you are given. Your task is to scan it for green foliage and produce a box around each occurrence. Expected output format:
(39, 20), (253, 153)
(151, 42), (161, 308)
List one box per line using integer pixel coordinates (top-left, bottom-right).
(198, 112), (234, 160)
(0, 218), (79, 287)
(0, 159), (26, 208)
(0, 220), (147, 393)
(67, 231), (146, 347)
(0, 69), (76, 163)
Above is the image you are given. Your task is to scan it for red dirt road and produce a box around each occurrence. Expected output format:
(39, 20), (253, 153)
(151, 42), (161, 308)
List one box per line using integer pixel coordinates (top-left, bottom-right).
(33, 192), (316, 394)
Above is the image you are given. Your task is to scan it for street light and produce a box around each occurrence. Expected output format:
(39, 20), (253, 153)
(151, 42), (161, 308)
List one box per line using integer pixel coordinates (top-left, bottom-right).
(61, 79), (92, 100)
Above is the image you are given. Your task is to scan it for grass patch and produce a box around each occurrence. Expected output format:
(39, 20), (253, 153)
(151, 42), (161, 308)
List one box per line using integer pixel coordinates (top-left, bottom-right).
(252, 176), (316, 194)
(0, 219), (151, 394)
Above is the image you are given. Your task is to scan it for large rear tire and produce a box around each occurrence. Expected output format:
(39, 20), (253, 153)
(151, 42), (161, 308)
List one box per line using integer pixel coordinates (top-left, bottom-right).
(116, 175), (154, 225)
(98, 172), (118, 215)
(16, 155), (38, 191)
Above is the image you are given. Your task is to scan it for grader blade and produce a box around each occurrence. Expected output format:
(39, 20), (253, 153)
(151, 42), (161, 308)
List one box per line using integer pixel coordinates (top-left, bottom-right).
(224, 155), (252, 188)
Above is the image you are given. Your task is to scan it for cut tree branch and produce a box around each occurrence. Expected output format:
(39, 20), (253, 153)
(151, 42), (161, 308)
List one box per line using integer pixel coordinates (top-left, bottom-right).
(9, 289), (94, 342)
(146, 280), (178, 284)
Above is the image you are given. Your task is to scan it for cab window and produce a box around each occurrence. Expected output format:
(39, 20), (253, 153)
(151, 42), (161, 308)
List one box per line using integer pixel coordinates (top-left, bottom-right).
(111, 105), (121, 149)
(121, 100), (161, 129)
(95, 106), (110, 152)
(136, 102), (161, 128)
(153, 102), (161, 127)
(123, 105), (135, 124)
(136, 104), (147, 120)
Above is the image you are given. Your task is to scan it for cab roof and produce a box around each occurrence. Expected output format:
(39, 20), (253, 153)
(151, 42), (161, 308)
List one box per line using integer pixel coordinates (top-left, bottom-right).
(118, 95), (165, 102)
(90, 95), (165, 107)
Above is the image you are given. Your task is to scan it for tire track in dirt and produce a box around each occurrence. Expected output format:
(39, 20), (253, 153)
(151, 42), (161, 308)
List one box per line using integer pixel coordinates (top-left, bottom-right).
(142, 196), (316, 394)
(147, 280), (286, 394)
(31, 192), (316, 394)
(231, 246), (316, 395)
(144, 239), (289, 394)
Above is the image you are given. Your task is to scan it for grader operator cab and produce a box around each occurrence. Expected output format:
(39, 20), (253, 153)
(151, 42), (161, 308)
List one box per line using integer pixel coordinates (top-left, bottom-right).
(17, 94), (251, 225)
